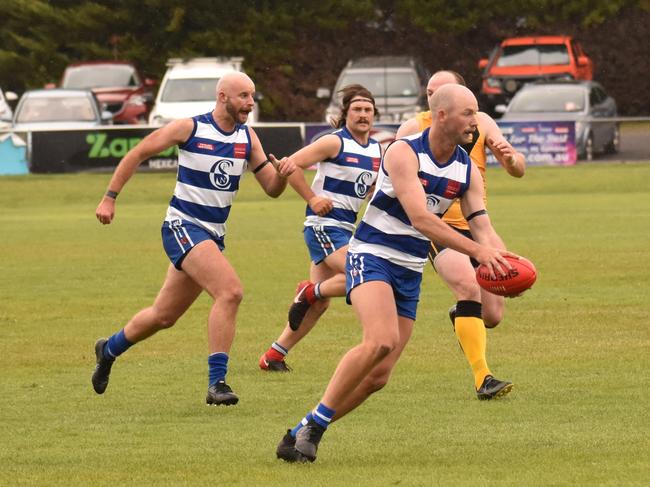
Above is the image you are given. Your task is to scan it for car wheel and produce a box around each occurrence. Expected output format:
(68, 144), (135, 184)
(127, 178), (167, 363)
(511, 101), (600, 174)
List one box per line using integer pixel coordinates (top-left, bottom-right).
(605, 124), (620, 154)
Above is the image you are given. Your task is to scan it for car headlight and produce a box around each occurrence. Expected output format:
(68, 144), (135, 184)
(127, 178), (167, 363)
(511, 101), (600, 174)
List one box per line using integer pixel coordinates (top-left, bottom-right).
(486, 78), (501, 88)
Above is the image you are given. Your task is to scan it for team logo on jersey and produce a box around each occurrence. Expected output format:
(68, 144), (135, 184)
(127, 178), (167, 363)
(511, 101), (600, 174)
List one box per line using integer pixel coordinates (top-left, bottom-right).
(443, 180), (461, 199)
(209, 159), (234, 189)
(426, 194), (440, 212)
(354, 171), (374, 198)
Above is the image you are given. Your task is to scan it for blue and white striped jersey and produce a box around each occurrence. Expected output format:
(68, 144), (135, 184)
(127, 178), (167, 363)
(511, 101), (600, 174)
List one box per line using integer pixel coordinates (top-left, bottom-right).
(164, 112), (251, 238)
(348, 128), (472, 272)
(305, 126), (381, 232)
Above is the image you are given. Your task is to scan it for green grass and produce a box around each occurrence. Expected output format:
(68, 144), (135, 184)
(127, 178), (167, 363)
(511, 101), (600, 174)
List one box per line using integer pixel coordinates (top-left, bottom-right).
(1, 163), (649, 486)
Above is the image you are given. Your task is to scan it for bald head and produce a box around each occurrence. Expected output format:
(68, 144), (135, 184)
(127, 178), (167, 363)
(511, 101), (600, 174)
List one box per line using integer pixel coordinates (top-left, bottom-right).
(216, 71), (255, 96)
(426, 70), (466, 107)
(429, 84), (477, 114)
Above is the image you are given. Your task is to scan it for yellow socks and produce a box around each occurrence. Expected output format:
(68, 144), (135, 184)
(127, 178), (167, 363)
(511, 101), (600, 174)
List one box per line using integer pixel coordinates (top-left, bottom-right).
(454, 301), (491, 389)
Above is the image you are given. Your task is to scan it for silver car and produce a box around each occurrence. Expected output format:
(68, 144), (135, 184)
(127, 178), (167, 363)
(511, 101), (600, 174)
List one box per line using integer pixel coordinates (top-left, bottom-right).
(498, 81), (618, 161)
(12, 89), (113, 131)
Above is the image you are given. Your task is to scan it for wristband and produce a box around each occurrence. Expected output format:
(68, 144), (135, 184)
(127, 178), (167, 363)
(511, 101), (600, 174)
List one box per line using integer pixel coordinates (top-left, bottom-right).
(105, 190), (119, 199)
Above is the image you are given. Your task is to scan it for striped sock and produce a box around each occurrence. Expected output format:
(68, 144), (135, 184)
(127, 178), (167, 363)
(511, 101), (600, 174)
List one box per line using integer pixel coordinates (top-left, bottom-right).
(105, 329), (133, 359)
(266, 342), (288, 362)
(314, 282), (323, 299)
(208, 352), (229, 385)
(312, 402), (335, 429)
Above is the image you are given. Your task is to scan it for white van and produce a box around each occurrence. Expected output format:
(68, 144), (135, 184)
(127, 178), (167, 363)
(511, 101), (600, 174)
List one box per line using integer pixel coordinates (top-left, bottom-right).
(148, 57), (259, 125)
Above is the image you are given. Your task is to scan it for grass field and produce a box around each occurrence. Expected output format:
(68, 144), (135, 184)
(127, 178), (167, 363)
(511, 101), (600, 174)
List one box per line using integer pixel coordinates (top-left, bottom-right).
(1, 163), (649, 486)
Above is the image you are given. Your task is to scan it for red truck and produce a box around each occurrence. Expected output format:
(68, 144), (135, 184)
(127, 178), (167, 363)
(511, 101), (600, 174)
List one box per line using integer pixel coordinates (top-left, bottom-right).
(55, 61), (156, 124)
(478, 36), (593, 115)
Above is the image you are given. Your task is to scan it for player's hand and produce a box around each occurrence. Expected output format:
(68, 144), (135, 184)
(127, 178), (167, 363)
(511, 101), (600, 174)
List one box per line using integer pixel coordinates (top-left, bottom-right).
(269, 154), (296, 178)
(308, 196), (333, 216)
(488, 137), (517, 165)
(475, 247), (516, 279)
(96, 197), (116, 225)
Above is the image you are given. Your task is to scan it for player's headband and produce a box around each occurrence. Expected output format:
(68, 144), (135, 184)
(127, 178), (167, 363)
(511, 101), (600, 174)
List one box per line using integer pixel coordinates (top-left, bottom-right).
(349, 97), (375, 105)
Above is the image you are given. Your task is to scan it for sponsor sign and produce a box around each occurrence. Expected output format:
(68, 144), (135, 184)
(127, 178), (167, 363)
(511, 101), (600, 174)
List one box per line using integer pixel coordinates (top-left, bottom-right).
(491, 121), (577, 166)
(28, 125), (304, 173)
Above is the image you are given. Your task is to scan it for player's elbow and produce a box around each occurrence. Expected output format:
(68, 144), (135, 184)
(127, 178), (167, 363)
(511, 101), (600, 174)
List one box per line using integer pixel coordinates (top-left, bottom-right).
(410, 213), (433, 235)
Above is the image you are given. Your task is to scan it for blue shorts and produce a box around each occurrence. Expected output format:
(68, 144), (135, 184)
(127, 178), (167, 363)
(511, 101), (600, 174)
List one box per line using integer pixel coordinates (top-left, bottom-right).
(345, 252), (422, 320)
(162, 219), (224, 270)
(304, 225), (353, 265)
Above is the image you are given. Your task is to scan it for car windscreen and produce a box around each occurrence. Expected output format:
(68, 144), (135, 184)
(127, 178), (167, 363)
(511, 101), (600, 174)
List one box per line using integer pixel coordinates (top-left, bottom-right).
(337, 72), (419, 97)
(496, 45), (570, 67)
(508, 86), (586, 113)
(16, 96), (97, 122)
(62, 65), (139, 89)
(161, 78), (219, 102)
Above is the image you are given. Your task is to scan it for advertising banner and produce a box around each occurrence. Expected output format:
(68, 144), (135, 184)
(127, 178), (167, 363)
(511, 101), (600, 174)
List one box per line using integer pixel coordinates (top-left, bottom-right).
(492, 121), (576, 166)
(29, 125), (304, 173)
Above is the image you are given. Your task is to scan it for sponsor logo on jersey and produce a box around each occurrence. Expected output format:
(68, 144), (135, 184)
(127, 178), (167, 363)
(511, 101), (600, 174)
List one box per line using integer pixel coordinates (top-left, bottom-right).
(234, 143), (247, 158)
(346, 156), (359, 163)
(443, 180), (461, 199)
(197, 142), (214, 151)
(419, 177), (428, 187)
(372, 157), (380, 172)
(426, 194), (440, 212)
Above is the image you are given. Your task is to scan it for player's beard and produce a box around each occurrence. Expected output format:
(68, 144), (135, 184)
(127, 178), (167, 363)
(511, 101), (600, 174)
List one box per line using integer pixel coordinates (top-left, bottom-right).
(226, 99), (248, 123)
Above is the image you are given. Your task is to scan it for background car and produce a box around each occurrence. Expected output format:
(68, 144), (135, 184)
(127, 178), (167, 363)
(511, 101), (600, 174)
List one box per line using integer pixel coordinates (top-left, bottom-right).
(498, 81), (618, 161)
(318, 56), (429, 124)
(478, 36), (593, 116)
(149, 57), (259, 126)
(57, 61), (156, 124)
(1, 87), (18, 128)
(12, 89), (113, 131)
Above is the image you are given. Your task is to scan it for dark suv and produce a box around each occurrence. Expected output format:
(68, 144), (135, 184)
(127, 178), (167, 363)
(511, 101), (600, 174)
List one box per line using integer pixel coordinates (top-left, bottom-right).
(58, 61), (156, 124)
(319, 56), (430, 124)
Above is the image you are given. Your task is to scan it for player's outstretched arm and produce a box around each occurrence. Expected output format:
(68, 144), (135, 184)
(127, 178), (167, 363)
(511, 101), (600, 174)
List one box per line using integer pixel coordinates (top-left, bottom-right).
(247, 128), (297, 198)
(480, 112), (525, 177)
(285, 134), (340, 215)
(95, 118), (194, 225)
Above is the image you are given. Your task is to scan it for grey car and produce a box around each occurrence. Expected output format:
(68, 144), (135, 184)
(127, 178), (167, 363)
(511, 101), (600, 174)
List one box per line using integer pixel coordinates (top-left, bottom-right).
(498, 81), (618, 161)
(319, 56), (430, 124)
(12, 89), (113, 131)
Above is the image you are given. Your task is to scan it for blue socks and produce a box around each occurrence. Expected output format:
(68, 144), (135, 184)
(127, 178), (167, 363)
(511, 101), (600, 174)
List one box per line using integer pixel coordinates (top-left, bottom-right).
(208, 352), (229, 385)
(291, 402), (336, 437)
(104, 329), (133, 359)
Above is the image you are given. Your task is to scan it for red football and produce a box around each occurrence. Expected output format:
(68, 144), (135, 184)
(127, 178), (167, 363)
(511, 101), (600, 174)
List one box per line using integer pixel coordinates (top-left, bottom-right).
(476, 256), (537, 297)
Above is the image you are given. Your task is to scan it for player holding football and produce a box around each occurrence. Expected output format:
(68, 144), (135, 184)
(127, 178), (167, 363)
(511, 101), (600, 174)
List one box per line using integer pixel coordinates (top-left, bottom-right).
(396, 70), (526, 399)
(277, 84), (519, 463)
(92, 72), (296, 405)
(258, 84), (381, 372)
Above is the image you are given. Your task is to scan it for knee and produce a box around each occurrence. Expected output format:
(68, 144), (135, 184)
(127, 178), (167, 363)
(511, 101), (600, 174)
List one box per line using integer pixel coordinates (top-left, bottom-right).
(483, 311), (504, 329)
(362, 371), (390, 395)
(313, 298), (330, 315)
(216, 283), (244, 306)
(482, 300), (505, 329)
(364, 339), (396, 361)
(151, 310), (178, 330)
